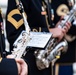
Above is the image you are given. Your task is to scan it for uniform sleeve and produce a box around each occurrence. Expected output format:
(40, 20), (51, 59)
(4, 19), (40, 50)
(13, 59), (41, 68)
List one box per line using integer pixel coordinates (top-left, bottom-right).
(21, 0), (30, 13)
(0, 58), (18, 75)
(6, 0), (25, 50)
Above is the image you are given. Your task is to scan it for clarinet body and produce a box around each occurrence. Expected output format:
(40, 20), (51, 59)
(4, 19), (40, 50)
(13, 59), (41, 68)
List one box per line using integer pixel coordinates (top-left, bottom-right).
(11, 0), (30, 58)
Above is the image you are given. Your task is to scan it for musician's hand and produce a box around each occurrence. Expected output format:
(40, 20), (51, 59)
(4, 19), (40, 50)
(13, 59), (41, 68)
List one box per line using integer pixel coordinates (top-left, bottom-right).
(6, 54), (15, 58)
(56, 19), (71, 32)
(49, 20), (71, 42)
(49, 27), (65, 41)
(7, 55), (28, 75)
(16, 58), (28, 75)
(59, 16), (71, 32)
(63, 21), (71, 33)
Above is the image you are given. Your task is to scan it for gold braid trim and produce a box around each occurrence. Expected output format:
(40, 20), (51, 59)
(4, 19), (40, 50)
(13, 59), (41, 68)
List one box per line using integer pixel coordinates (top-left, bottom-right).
(42, 1), (50, 30)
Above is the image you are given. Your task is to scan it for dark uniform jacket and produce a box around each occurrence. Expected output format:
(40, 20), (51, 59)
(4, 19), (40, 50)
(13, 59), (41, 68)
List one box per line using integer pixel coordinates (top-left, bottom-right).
(6, 0), (76, 75)
(0, 58), (18, 75)
(6, 0), (51, 75)
(0, 1), (18, 74)
(21, 0), (49, 32)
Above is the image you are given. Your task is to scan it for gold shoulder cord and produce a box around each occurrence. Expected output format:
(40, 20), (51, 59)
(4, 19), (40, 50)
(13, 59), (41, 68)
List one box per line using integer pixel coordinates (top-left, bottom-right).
(42, 1), (50, 30)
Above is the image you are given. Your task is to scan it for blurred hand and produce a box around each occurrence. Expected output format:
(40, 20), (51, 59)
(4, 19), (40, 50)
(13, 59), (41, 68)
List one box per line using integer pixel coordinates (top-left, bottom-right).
(7, 55), (28, 75)
(49, 27), (65, 41)
(63, 21), (71, 32)
(16, 58), (28, 75)
(58, 16), (71, 32)
(49, 20), (71, 42)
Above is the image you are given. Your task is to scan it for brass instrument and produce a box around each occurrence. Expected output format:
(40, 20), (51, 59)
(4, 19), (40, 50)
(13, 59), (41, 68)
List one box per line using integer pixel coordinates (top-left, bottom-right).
(65, 0), (76, 42)
(34, 4), (76, 70)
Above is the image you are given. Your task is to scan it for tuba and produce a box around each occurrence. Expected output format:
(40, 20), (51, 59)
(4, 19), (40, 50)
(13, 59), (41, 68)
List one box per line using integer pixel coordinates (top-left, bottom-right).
(34, 4), (76, 70)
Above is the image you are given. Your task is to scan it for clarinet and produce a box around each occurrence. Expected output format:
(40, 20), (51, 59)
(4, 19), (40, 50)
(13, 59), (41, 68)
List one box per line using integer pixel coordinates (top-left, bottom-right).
(11, 0), (30, 58)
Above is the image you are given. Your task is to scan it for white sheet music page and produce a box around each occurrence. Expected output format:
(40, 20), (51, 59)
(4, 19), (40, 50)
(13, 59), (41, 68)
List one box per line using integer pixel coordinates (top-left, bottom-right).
(27, 32), (52, 48)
